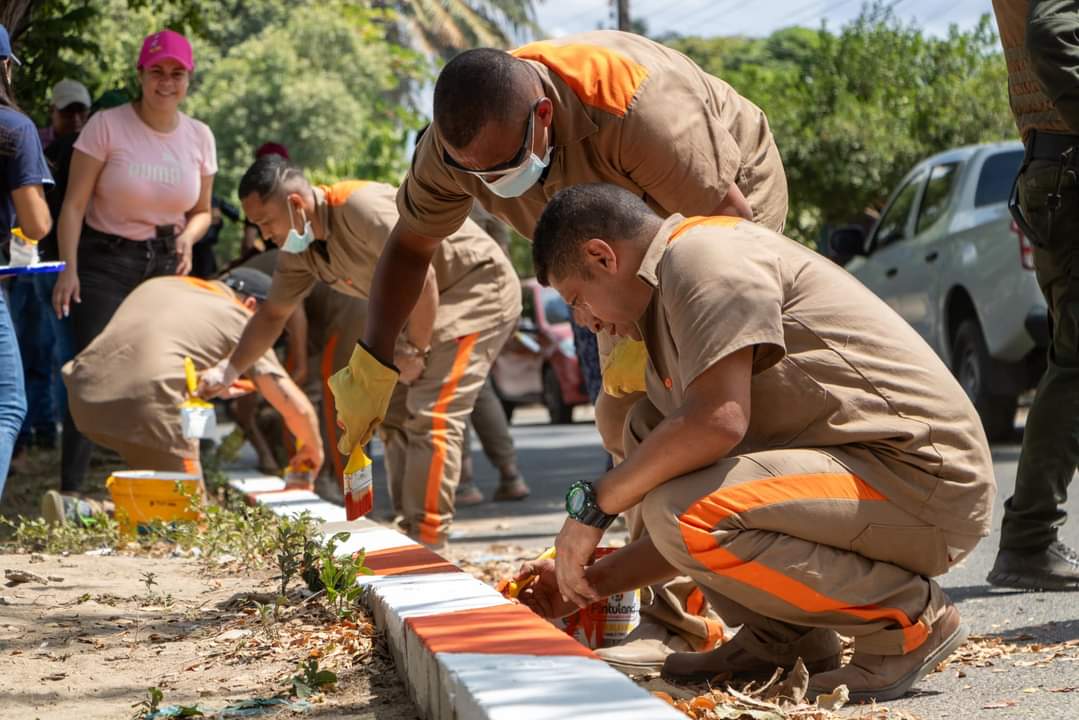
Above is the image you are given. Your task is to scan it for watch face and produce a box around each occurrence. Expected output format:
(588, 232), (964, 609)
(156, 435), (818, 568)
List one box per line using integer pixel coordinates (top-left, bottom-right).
(566, 485), (586, 515)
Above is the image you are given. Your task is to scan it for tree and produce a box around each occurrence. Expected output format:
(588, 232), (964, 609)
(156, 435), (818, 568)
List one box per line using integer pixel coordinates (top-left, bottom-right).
(392, 0), (539, 57)
(665, 4), (1013, 247)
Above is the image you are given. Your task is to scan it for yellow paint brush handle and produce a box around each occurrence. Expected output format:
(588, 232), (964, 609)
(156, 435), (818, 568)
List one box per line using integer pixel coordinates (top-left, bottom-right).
(505, 547), (557, 598)
(184, 356), (199, 396)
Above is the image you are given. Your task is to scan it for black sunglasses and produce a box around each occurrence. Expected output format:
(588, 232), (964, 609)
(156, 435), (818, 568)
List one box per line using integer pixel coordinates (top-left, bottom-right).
(443, 99), (543, 177)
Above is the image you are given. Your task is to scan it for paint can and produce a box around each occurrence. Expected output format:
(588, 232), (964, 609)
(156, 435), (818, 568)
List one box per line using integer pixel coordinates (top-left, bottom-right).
(553, 547), (641, 649)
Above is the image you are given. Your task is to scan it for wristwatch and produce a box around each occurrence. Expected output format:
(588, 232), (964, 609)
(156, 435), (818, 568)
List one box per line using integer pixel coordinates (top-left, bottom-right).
(397, 338), (430, 361)
(565, 480), (616, 529)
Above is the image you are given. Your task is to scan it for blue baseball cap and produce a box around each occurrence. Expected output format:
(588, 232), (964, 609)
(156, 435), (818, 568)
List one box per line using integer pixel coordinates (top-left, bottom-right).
(0, 25), (20, 66)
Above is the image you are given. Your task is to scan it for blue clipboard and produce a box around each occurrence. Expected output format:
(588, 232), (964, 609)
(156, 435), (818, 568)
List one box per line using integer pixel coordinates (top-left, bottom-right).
(0, 261), (66, 278)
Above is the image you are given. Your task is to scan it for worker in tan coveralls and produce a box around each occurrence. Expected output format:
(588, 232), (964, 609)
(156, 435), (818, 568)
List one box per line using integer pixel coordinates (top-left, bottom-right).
(198, 155), (520, 547)
(240, 248), (367, 497)
(330, 30), (788, 671)
(515, 184), (994, 702)
(63, 270), (322, 486)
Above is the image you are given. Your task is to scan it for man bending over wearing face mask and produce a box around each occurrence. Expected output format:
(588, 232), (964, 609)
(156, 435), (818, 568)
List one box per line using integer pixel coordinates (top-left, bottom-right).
(198, 156), (520, 548)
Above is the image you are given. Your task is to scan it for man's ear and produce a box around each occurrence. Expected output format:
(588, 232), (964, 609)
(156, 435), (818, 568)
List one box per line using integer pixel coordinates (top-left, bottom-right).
(582, 238), (618, 275)
(242, 296), (258, 312)
(536, 96), (554, 128)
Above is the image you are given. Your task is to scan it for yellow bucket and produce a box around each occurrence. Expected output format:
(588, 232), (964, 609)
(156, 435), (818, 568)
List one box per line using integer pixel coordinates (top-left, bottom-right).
(106, 470), (202, 535)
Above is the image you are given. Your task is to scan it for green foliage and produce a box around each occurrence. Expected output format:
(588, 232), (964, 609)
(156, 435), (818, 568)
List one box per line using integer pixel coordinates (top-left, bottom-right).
(0, 512), (121, 554)
(273, 511), (321, 603)
(666, 4), (1014, 247)
(314, 531), (373, 619)
(396, 0), (539, 57)
(289, 657), (337, 698)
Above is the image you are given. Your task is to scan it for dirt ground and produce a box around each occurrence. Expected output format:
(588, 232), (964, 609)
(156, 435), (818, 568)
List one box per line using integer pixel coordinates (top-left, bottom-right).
(1, 548), (416, 719)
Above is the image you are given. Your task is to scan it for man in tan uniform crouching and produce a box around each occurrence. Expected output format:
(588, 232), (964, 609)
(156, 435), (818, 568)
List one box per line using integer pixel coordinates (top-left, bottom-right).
(63, 269), (322, 488)
(199, 156), (520, 547)
(336, 30), (788, 669)
(516, 184), (994, 702)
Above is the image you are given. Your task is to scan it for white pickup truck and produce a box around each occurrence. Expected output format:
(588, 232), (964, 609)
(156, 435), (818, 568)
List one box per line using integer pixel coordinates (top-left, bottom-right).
(830, 141), (1048, 441)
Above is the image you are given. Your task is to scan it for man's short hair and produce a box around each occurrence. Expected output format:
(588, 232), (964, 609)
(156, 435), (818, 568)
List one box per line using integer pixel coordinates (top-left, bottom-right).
(433, 48), (537, 150)
(238, 154), (307, 202)
(533, 183), (657, 285)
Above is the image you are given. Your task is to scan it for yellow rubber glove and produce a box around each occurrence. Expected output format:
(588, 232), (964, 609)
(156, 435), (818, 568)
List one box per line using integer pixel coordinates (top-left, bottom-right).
(327, 343), (399, 454)
(601, 338), (648, 398)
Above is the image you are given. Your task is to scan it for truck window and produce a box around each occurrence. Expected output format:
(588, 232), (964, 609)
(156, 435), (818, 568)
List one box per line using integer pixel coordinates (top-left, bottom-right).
(915, 162), (959, 234)
(975, 150), (1023, 207)
(872, 175), (922, 251)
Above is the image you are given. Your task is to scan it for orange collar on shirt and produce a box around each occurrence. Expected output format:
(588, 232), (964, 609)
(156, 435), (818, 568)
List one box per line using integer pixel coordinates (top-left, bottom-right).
(668, 215), (744, 244)
(510, 41), (648, 118)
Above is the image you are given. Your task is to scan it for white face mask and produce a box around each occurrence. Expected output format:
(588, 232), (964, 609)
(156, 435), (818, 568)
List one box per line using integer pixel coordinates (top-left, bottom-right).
(481, 128), (551, 199)
(281, 201), (313, 254)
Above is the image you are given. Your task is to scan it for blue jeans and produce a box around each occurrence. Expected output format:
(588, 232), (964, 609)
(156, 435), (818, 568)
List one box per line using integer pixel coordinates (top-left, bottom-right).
(0, 282), (28, 499)
(8, 273), (64, 446)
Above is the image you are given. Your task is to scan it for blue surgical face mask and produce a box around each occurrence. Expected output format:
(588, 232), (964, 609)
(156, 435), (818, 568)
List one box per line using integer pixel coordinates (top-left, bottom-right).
(481, 129), (551, 199)
(281, 201), (313, 254)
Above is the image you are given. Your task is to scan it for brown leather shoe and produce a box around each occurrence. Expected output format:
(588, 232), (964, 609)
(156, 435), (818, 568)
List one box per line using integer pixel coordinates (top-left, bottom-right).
(455, 482), (484, 506)
(662, 627), (842, 684)
(493, 475), (530, 501)
(807, 604), (967, 703)
(596, 617), (692, 675)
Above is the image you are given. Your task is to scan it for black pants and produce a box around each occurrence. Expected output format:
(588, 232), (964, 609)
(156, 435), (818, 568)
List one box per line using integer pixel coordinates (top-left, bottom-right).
(1002, 131), (1079, 550)
(62, 227), (176, 491)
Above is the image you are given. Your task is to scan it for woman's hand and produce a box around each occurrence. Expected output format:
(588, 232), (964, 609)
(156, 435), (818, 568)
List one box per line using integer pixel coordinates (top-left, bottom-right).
(52, 267), (80, 319)
(175, 235), (194, 276)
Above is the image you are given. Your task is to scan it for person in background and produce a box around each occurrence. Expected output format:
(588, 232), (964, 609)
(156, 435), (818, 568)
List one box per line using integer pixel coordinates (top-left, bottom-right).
(8, 79), (90, 465)
(240, 142), (291, 260)
(191, 196), (240, 279)
(0, 24), (54, 497)
(51, 29), (217, 493)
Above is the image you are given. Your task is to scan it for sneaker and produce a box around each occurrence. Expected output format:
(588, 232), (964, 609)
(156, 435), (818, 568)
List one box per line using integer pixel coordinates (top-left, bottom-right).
(663, 626), (842, 684)
(807, 603), (967, 703)
(987, 541), (1079, 591)
(40, 490), (104, 527)
(596, 617), (693, 675)
(493, 475), (530, 501)
(455, 482), (484, 506)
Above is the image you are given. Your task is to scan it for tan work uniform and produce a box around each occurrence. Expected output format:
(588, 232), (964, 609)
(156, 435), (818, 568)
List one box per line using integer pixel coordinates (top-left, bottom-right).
(63, 277), (287, 475)
(398, 29), (787, 639)
(269, 181), (521, 545)
(628, 215), (995, 656)
(245, 249), (368, 481)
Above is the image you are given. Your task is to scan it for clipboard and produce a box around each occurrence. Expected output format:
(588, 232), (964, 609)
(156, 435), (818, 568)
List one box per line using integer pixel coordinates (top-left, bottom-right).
(0, 261), (66, 278)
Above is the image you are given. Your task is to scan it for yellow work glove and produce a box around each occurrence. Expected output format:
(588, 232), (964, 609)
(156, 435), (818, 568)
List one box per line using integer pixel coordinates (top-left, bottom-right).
(601, 338), (648, 398)
(327, 343), (399, 454)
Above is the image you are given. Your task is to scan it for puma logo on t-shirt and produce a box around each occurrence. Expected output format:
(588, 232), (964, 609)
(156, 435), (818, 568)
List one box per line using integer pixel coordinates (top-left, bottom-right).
(128, 152), (181, 186)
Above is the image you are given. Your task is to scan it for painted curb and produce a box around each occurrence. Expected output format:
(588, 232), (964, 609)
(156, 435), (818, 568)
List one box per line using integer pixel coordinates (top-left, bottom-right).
(228, 470), (683, 720)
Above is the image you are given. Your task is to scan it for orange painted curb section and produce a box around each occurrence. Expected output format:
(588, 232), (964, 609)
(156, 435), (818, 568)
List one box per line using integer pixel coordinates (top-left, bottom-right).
(365, 545), (463, 576)
(407, 603), (597, 658)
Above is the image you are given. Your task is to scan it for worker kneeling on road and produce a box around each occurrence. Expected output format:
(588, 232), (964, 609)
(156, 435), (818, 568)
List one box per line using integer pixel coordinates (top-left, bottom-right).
(198, 156), (521, 548)
(516, 184), (995, 702)
(62, 269), (322, 502)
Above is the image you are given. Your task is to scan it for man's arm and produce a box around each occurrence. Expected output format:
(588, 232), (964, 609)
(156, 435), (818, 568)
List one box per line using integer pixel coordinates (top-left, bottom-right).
(254, 370), (323, 474)
(364, 221), (443, 363)
(713, 182), (753, 221)
(199, 299), (295, 397)
(594, 346), (753, 515)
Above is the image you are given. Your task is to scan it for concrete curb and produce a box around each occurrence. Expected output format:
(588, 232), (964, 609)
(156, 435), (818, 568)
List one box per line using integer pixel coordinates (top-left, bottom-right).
(228, 471), (682, 720)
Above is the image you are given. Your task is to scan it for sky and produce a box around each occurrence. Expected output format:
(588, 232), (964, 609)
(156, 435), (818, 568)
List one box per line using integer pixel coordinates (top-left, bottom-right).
(534, 0), (992, 40)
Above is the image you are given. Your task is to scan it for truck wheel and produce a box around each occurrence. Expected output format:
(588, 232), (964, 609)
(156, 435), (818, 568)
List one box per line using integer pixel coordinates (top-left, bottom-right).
(543, 366), (573, 425)
(952, 318), (1018, 442)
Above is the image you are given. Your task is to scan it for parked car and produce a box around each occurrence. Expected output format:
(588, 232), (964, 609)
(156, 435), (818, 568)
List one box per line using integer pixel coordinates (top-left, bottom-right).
(830, 141), (1048, 441)
(491, 279), (589, 423)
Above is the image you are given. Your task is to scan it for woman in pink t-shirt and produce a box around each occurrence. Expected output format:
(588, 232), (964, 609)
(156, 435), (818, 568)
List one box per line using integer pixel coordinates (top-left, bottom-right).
(51, 29), (216, 492)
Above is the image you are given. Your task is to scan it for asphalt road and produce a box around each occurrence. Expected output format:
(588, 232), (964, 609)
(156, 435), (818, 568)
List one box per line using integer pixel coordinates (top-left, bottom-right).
(366, 406), (1079, 719)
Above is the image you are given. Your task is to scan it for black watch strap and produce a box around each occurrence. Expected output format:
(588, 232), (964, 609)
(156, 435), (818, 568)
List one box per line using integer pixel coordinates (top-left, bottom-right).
(566, 480), (617, 529)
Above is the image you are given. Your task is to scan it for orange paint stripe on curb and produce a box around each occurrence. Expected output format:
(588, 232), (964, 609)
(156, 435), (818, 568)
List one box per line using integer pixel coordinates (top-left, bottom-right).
(364, 544), (463, 577)
(406, 603), (596, 658)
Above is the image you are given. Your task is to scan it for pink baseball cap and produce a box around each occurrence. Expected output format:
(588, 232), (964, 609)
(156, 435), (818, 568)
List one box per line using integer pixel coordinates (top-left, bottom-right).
(137, 29), (194, 71)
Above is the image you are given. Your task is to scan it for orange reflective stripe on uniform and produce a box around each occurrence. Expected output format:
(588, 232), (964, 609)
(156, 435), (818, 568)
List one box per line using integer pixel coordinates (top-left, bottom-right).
(686, 587), (706, 616)
(321, 334), (345, 480)
(420, 332), (480, 545)
(511, 42), (648, 117)
(669, 215), (744, 244)
(179, 276), (250, 311)
(678, 473), (930, 654)
(320, 180), (372, 207)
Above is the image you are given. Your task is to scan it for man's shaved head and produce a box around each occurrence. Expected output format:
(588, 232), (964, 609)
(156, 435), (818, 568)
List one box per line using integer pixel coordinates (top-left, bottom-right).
(434, 48), (540, 150)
